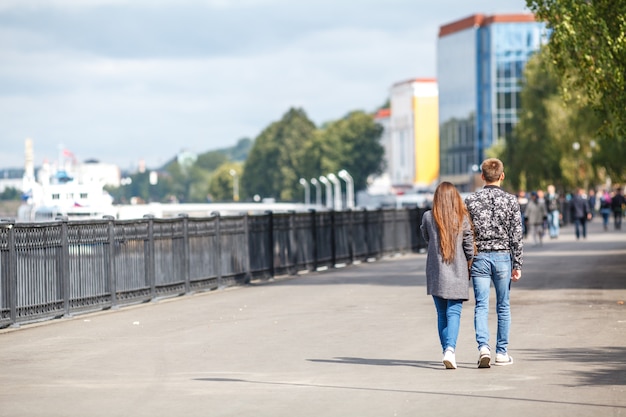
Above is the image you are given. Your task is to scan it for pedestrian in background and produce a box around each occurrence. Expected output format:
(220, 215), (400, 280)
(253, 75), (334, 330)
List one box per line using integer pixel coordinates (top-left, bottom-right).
(588, 189), (597, 220)
(570, 188), (592, 240)
(611, 187), (625, 230)
(421, 181), (475, 370)
(517, 190), (529, 239)
(524, 192), (547, 246)
(465, 158), (523, 368)
(599, 189), (612, 231)
(545, 185), (561, 238)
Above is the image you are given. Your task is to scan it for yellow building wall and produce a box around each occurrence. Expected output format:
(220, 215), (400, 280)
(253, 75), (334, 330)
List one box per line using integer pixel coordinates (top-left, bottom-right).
(413, 95), (439, 186)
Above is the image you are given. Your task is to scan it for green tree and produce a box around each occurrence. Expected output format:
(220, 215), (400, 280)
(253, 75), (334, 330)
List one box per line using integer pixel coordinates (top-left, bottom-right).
(0, 187), (22, 200)
(317, 111), (384, 192)
(526, 0), (626, 182)
(503, 48), (563, 192)
(241, 108), (317, 201)
(225, 138), (252, 161)
(195, 151), (228, 172)
(208, 163), (243, 202)
(501, 47), (603, 193)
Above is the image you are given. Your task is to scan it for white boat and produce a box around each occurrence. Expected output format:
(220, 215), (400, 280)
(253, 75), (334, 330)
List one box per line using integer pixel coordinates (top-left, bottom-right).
(18, 171), (117, 222)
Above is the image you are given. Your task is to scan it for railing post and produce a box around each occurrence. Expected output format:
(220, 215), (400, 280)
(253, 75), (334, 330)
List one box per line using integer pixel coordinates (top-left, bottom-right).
(104, 215), (117, 308)
(378, 208), (384, 260)
(363, 207), (370, 260)
(144, 215), (156, 300)
(404, 208), (411, 254)
(309, 209), (317, 272)
(330, 210), (336, 268)
(393, 209), (398, 255)
(243, 213), (251, 284)
(58, 216), (71, 317)
(265, 211), (274, 278)
(347, 208), (354, 265)
(178, 213), (191, 294)
(2, 220), (18, 326)
(212, 212), (223, 289)
(289, 211), (296, 275)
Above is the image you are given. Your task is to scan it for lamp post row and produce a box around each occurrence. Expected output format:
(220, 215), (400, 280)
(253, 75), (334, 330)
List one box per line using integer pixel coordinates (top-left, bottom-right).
(227, 169), (353, 209)
(299, 170), (354, 210)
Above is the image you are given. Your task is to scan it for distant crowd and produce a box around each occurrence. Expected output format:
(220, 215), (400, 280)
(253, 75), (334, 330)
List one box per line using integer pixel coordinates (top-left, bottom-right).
(516, 184), (625, 245)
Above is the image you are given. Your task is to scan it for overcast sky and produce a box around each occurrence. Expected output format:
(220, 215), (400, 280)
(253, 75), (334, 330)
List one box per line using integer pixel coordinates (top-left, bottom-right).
(0, 0), (528, 172)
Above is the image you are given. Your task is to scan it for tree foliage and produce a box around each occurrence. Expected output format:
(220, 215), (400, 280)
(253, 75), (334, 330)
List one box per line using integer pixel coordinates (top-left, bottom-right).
(241, 108), (317, 201)
(501, 47), (603, 193)
(108, 108), (384, 205)
(208, 163), (243, 202)
(0, 187), (22, 200)
(241, 108), (385, 203)
(195, 151), (228, 172)
(317, 111), (384, 192)
(225, 138), (253, 161)
(526, 0), (626, 182)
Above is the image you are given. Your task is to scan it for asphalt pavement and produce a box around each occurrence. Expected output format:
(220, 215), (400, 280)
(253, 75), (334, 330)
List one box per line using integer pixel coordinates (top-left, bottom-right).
(1, 218), (625, 417)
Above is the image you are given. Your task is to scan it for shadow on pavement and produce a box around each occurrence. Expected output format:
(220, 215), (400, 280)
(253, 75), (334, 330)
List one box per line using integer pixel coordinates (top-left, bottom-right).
(517, 346), (626, 387)
(306, 356), (440, 369)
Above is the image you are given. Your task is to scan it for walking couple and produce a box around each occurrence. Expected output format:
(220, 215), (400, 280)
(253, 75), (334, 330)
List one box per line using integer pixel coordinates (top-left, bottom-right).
(420, 158), (524, 369)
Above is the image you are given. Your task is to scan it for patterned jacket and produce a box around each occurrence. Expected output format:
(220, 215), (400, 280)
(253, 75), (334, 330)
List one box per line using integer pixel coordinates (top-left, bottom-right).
(465, 185), (523, 270)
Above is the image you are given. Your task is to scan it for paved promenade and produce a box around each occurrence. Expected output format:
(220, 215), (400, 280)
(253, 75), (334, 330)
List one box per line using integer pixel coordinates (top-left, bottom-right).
(1, 219), (625, 417)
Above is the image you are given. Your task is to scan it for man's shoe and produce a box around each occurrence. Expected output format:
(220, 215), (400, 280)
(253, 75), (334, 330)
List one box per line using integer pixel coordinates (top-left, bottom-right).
(494, 353), (514, 366)
(478, 346), (491, 368)
(443, 349), (457, 369)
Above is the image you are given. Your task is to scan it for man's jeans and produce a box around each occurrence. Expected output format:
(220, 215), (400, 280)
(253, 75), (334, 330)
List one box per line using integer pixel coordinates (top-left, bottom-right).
(573, 217), (587, 239)
(432, 296), (463, 352)
(548, 209), (560, 237)
(614, 211), (623, 230)
(471, 252), (512, 355)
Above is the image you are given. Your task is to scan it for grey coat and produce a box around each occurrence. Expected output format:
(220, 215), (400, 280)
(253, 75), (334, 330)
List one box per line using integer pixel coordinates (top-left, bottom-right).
(524, 198), (547, 225)
(420, 210), (474, 300)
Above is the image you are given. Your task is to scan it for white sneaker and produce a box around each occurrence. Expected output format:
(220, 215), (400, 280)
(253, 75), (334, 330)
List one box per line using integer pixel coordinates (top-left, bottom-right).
(494, 353), (514, 366)
(443, 349), (457, 369)
(478, 346), (491, 368)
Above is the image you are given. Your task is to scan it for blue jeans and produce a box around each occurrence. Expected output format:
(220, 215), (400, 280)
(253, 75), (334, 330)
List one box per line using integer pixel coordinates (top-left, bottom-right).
(615, 211), (623, 230)
(432, 296), (463, 352)
(548, 209), (560, 237)
(600, 208), (611, 229)
(471, 252), (512, 355)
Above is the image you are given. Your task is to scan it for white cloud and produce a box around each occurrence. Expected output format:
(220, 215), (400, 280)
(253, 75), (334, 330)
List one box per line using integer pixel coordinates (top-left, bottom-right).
(0, 0), (528, 171)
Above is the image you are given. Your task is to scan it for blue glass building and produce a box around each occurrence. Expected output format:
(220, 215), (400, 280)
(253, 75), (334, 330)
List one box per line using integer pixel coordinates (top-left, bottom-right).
(437, 14), (549, 191)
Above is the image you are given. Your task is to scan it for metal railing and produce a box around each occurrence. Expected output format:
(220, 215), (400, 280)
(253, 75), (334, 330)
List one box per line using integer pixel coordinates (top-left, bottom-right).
(0, 208), (427, 328)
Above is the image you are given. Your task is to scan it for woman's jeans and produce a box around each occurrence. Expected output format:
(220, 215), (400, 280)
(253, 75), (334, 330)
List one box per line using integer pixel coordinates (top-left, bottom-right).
(471, 252), (512, 355)
(548, 209), (560, 237)
(432, 296), (463, 352)
(600, 208), (611, 230)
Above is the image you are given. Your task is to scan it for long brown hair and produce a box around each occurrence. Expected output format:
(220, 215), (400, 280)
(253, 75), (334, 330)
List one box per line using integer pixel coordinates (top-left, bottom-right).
(432, 181), (468, 264)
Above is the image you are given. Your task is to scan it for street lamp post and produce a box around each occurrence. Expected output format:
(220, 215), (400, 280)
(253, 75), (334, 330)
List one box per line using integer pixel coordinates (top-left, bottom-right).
(468, 164), (480, 192)
(572, 142), (583, 188)
(318, 176), (333, 209)
(299, 178), (310, 205)
(310, 178), (322, 206)
(229, 169), (239, 202)
(338, 169), (354, 209)
(327, 173), (342, 210)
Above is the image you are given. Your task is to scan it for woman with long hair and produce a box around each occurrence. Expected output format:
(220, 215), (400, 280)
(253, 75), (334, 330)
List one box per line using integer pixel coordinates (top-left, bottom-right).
(420, 182), (475, 369)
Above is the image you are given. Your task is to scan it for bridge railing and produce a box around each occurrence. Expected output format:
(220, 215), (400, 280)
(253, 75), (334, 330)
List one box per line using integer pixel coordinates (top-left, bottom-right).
(0, 207), (427, 328)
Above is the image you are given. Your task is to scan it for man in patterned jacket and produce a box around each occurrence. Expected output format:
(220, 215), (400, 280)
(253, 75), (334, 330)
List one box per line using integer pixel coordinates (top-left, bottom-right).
(465, 158), (523, 368)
